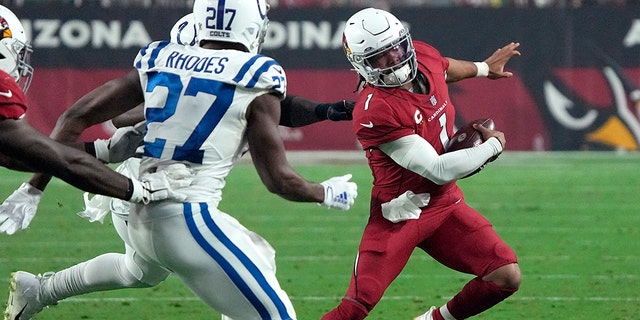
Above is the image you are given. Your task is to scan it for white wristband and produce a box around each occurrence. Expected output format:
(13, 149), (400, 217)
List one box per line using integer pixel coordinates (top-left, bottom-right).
(474, 62), (489, 77)
(128, 178), (148, 204)
(93, 139), (109, 162)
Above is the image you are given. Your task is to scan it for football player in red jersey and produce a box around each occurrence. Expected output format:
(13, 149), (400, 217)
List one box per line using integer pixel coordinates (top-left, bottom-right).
(323, 8), (521, 320)
(0, 5), (190, 205)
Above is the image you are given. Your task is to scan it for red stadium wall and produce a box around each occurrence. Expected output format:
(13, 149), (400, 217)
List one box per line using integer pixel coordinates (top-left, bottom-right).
(24, 69), (363, 150)
(24, 67), (639, 151)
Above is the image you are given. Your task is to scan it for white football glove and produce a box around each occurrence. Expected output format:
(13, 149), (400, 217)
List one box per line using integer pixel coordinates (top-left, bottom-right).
(76, 192), (112, 223)
(319, 174), (358, 211)
(94, 121), (145, 163)
(128, 163), (194, 204)
(0, 183), (43, 235)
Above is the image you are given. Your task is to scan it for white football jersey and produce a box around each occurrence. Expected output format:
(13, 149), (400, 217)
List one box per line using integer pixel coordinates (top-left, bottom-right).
(134, 41), (287, 204)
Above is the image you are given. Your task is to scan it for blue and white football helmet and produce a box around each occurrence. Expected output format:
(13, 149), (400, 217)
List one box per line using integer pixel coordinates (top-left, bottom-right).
(170, 13), (197, 46)
(193, 0), (269, 54)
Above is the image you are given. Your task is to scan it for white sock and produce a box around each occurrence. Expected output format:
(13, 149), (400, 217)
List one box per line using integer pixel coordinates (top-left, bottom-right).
(440, 304), (457, 320)
(40, 253), (146, 303)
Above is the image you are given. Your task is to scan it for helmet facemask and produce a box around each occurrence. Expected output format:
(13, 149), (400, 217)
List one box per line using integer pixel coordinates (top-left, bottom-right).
(357, 33), (416, 87)
(13, 39), (33, 92)
(253, 17), (269, 54)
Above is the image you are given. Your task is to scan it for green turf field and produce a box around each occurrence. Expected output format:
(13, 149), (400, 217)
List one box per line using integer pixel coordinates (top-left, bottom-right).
(1, 151), (639, 319)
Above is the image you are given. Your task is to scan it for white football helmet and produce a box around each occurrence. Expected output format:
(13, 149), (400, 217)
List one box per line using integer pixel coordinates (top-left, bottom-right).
(193, 0), (269, 54)
(0, 5), (32, 92)
(170, 13), (197, 46)
(342, 8), (417, 88)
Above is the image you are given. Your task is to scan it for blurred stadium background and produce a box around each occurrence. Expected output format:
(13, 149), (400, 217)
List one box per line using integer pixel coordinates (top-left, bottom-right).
(0, 0), (638, 152)
(0, 0), (634, 8)
(0, 1), (639, 319)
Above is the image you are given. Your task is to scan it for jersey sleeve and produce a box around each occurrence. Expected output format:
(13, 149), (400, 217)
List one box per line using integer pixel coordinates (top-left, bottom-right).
(414, 41), (449, 74)
(0, 72), (27, 120)
(231, 54), (287, 98)
(134, 40), (171, 72)
(353, 91), (416, 149)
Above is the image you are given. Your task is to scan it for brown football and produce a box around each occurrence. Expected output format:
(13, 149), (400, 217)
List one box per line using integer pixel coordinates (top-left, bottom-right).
(444, 118), (495, 153)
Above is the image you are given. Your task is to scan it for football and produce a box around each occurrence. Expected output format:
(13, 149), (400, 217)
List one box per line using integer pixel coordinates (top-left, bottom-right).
(444, 118), (497, 178)
(444, 118), (495, 153)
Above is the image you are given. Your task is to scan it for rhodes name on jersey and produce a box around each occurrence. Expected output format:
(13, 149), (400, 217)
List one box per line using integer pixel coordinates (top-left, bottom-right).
(134, 40), (287, 204)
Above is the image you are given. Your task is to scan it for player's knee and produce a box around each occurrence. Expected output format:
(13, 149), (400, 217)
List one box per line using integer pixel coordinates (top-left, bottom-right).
(119, 268), (166, 288)
(485, 263), (521, 291)
(138, 273), (168, 287)
(501, 263), (521, 290)
(122, 273), (153, 288)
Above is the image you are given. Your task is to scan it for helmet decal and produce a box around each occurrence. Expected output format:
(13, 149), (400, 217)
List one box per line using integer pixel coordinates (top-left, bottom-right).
(256, 0), (268, 19)
(0, 17), (12, 39)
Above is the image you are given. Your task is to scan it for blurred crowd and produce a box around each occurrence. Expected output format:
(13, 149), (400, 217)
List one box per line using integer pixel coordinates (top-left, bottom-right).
(0, 0), (634, 8)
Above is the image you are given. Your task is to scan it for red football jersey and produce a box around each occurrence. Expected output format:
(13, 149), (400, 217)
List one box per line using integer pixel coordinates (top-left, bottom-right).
(0, 70), (27, 119)
(352, 41), (459, 200)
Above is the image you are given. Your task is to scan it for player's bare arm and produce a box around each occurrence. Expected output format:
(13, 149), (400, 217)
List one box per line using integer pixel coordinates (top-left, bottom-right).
(0, 117), (131, 198)
(52, 69), (143, 140)
(0, 139), (39, 172)
(485, 42), (521, 79)
(445, 58), (479, 82)
(27, 69), (144, 191)
(445, 42), (521, 82)
(111, 103), (145, 128)
(246, 93), (325, 203)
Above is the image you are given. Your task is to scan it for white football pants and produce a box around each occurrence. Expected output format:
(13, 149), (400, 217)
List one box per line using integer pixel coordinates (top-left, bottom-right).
(128, 201), (297, 320)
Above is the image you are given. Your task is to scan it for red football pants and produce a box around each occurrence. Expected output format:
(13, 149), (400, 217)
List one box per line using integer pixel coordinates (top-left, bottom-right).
(322, 196), (517, 319)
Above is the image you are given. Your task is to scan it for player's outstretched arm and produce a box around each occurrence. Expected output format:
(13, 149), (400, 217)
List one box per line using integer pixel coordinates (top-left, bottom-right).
(247, 93), (324, 202)
(445, 42), (521, 82)
(0, 122), (144, 235)
(0, 70), (174, 235)
(278, 95), (354, 127)
(0, 119), (131, 194)
(246, 93), (357, 210)
(484, 42), (521, 79)
(0, 182), (41, 235)
(109, 94), (357, 129)
(0, 119), (190, 234)
(27, 69), (145, 192)
(111, 103), (145, 128)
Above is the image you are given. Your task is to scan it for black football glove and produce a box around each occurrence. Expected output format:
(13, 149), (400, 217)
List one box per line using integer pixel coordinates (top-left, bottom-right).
(316, 100), (355, 121)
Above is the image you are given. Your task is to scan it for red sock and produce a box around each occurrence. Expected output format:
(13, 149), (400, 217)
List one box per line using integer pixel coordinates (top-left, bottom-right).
(431, 308), (445, 320)
(446, 277), (517, 319)
(322, 297), (369, 320)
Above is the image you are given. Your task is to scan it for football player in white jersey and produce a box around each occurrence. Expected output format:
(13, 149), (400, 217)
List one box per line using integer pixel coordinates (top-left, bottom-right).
(3, 2), (357, 319)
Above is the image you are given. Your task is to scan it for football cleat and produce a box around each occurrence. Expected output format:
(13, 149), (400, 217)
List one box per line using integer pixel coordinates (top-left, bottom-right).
(413, 306), (436, 320)
(4, 271), (53, 320)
